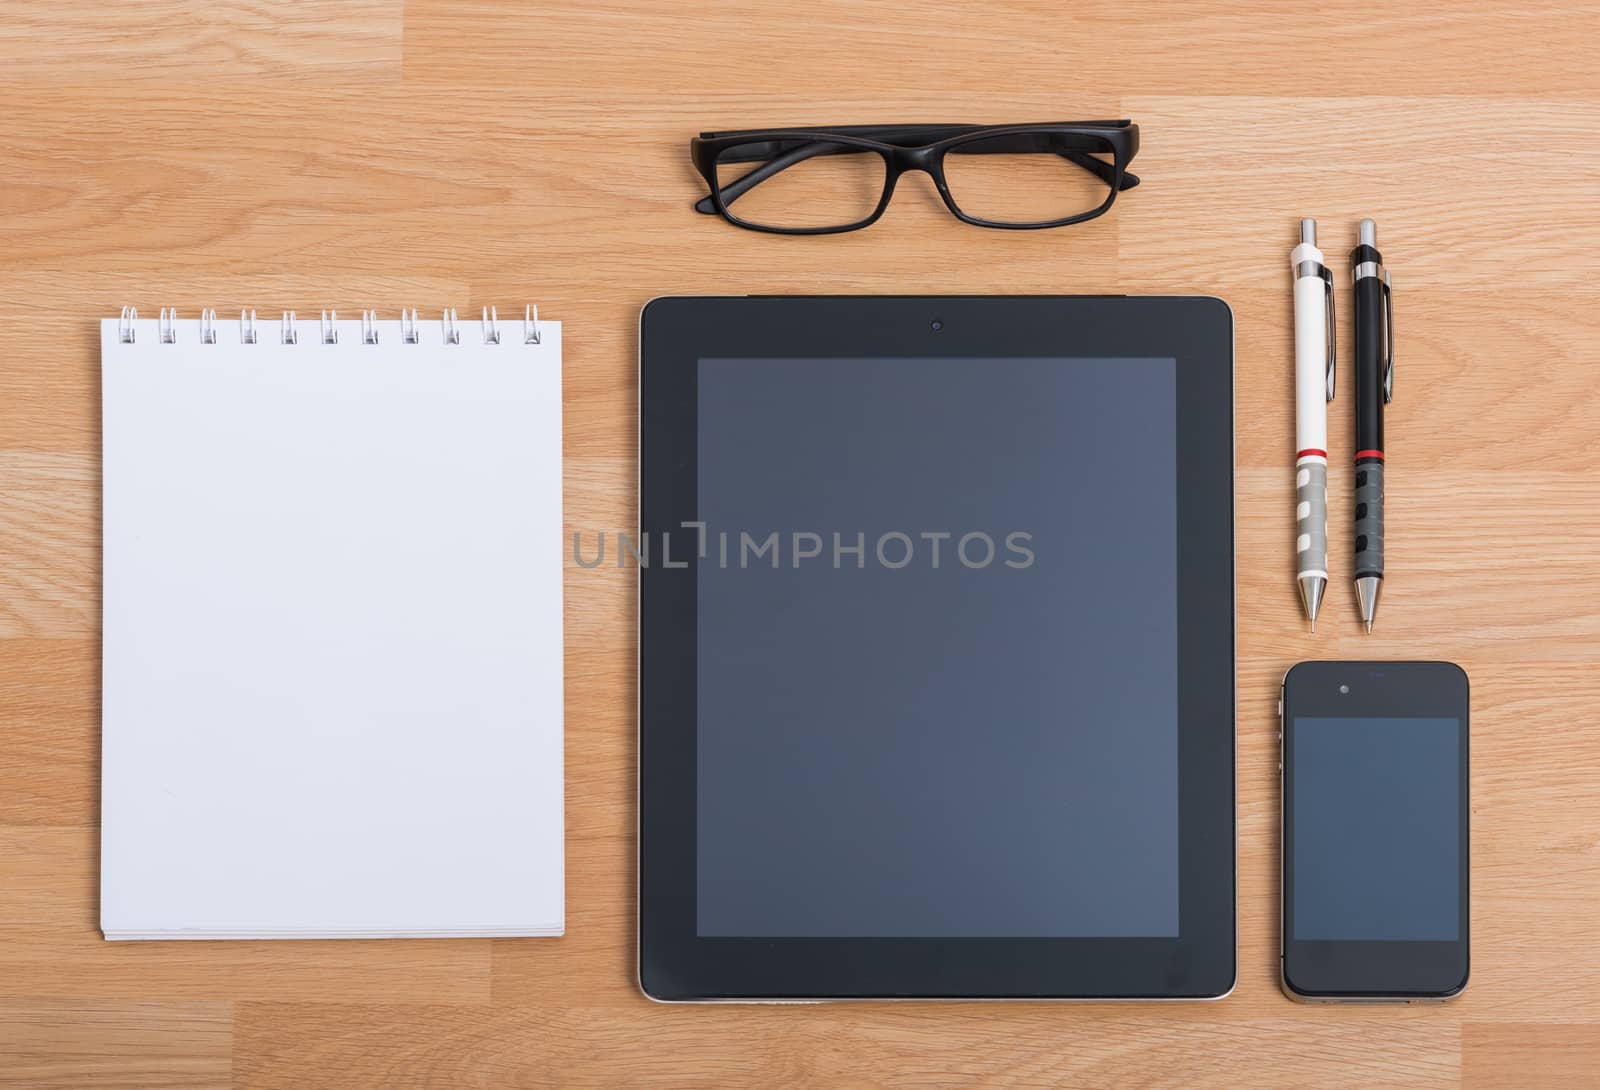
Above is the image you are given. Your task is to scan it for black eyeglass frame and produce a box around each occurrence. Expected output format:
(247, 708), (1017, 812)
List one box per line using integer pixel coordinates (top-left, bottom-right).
(691, 120), (1140, 235)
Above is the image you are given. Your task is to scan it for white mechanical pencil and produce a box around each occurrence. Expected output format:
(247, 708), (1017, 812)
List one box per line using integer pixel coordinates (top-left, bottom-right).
(1291, 218), (1335, 630)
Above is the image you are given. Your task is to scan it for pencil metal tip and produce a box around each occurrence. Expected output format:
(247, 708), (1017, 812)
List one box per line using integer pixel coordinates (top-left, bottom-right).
(1298, 575), (1326, 633)
(1355, 576), (1382, 634)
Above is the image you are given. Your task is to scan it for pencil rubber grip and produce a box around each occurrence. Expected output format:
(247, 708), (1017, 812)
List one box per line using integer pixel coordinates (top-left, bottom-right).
(1295, 461), (1328, 577)
(1355, 461), (1385, 576)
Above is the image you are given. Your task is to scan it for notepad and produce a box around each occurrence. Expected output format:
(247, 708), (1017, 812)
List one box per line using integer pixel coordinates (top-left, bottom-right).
(100, 308), (563, 939)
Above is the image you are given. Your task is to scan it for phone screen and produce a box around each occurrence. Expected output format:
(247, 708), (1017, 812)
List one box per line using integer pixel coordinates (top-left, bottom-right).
(1291, 717), (1459, 941)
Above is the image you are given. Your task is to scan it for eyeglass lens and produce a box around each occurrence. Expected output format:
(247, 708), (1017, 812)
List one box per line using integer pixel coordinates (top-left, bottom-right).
(940, 132), (1116, 226)
(713, 140), (887, 231)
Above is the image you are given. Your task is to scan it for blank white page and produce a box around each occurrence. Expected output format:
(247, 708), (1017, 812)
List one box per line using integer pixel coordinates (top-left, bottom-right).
(100, 314), (563, 937)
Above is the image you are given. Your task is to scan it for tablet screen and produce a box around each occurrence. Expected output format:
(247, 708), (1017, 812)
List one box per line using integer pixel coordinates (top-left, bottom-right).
(694, 356), (1180, 938)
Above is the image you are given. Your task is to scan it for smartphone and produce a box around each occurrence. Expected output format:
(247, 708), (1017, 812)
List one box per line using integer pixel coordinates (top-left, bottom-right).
(1280, 661), (1469, 1003)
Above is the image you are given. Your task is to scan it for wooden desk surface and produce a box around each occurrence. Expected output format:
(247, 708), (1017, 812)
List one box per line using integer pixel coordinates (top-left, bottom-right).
(3, 3), (1598, 1087)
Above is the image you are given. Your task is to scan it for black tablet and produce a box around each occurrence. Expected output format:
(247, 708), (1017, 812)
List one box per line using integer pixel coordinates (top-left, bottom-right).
(638, 296), (1234, 1000)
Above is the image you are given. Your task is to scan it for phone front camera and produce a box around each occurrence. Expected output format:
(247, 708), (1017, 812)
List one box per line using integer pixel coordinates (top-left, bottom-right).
(930, 319), (944, 331)
(1339, 684), (1351, 694)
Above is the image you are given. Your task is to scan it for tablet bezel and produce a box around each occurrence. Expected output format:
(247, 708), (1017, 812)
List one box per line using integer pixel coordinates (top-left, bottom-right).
(638, 296), (1234, 1000)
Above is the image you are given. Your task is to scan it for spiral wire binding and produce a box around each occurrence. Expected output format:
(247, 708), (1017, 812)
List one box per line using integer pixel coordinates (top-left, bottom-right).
(120, 307), (544, 346)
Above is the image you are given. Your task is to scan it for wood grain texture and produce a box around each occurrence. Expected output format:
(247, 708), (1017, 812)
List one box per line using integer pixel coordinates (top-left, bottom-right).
(1464, 1024), (1600, 1090)
(2, 2), (1598, 1087)
(0, 999), (230, 1090)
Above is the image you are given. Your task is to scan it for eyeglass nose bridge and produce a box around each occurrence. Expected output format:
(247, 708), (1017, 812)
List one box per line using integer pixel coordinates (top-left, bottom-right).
(881, 144), (956, 207)
(889, 144), (939, 173)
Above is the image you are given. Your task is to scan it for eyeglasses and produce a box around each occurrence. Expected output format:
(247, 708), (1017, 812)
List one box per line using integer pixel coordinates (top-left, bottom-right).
(692, 121), (1140, 235)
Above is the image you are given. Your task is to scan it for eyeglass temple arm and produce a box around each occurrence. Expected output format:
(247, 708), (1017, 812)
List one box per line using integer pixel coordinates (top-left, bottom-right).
(950, 135), (1137, 190)
(695, 143), (1138, 215)
(1062, 151), (1140, 190)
